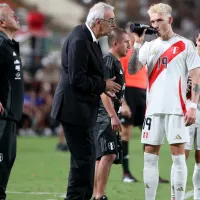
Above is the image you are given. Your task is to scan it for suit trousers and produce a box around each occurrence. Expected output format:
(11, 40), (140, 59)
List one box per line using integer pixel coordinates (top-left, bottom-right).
(61, 122), (95, 200)
(0, 119), (17, 200)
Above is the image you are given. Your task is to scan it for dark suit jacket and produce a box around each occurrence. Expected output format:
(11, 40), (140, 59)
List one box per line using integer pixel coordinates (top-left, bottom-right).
(51, 24), (106, 127)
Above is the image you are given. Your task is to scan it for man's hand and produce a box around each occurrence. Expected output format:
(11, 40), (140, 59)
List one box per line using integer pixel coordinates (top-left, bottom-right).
(105, 76), (121, 93)
(104, 91), (116, 99)
(132, 29), (147, 44)
(0, 102), (4, 115)
(120, 104), (132, 118)
(111, 115), (122, 132)
(184, 107), (196, 126)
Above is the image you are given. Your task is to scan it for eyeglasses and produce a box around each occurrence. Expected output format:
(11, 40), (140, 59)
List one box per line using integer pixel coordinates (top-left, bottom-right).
(99, 18), (115, 25)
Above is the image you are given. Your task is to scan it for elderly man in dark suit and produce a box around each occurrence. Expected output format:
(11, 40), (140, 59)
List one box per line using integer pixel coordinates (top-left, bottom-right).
(51, 2), (120, 200)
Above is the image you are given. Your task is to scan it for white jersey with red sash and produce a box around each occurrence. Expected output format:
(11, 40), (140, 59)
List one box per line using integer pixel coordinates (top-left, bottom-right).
(139, 34), (200, 116)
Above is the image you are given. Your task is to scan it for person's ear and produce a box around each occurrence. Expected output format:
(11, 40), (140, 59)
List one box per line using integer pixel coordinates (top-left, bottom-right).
(0, 19), (6, 28)
(113, 41), (118, 47)
(169, 16), (173, 24)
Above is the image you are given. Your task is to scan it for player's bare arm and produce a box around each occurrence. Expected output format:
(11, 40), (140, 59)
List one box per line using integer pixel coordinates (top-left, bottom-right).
(120, 98), (132, 118)
(128, 30), (146, 75)
(128, 48), (143, 74)
(185, 67), (200, 126)
(190, 68), (200, 104)
(100, 93), (122, 132)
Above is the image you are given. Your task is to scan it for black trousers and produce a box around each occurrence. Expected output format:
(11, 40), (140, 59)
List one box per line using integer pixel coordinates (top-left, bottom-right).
(61, 122), (95, 200)
(0, 120), (17, 200)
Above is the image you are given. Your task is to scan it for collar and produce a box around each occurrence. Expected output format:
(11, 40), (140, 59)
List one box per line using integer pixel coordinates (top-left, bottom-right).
(0, 31), (19, 46)
(85, 22), (98, 43)
(0, 31), (9, 39)
(107, 52), (119, 62)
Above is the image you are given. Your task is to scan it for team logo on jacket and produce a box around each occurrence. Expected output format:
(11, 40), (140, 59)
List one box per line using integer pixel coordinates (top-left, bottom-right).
(14, 60), (21, 80)
(14, 60), (20, 64)
(15, 65), (20, 71)
(108, 142), (115, 150)
(15, 72), (21, 80)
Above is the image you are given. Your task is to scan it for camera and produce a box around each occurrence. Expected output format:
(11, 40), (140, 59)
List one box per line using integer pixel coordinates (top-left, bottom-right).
(130, 23), (157, 36)
(113, 132), (123, 165)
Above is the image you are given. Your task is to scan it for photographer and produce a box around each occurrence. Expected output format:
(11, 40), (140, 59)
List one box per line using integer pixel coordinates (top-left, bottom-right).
(128, 3), (200, 200)
(93, 28), (130, 200)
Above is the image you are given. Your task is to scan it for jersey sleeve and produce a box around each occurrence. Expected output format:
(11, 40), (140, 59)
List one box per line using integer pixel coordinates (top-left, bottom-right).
(186, 40), (200, 71)
(103, 56), (115, 80)
(139, 41), (150, 66)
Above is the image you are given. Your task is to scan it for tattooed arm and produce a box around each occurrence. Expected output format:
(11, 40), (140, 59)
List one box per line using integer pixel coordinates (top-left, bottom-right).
(128, 47), (144, 74)
(189, 67), (200, 104)
(185, 67), (200, 126)
(128, 30), (147, 75)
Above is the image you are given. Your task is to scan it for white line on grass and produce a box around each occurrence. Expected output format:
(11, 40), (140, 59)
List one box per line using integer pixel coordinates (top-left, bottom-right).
(184, 190), (193, 199)
(7, 190), (194, 199)
(46, 199), (57, 200)
(7, 191), (64, 196)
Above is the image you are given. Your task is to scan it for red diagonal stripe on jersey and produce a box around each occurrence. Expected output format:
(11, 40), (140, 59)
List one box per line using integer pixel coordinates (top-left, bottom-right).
(179, 77), (186, 114)
(149, 41), (185, 91)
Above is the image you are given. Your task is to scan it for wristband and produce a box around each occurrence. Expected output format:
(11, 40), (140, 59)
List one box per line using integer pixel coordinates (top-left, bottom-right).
(189, 102), (197, 109)
(133, 42), (141, 49)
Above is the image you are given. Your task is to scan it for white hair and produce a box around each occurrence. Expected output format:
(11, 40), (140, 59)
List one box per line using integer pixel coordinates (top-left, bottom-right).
(0, 3), (9, 20)
(0, 3), (9, 8)
(148, 3), (172, 17)
(86, 2), (114, 27)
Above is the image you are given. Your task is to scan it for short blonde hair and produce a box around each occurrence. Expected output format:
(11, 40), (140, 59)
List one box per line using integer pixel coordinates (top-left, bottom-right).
(148, 3), (172, 17)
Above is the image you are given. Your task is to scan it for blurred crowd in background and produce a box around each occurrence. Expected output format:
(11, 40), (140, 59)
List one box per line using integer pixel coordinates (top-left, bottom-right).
(6, 0), (200, 138)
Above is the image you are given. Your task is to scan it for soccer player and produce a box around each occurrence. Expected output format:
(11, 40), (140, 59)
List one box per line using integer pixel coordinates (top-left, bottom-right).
(119, 21), (146, 183)
(93, 28), (130, 200)
(185, 30), (200, 200)
(128, 3), (200, 200)
(119, 21), (169, 184)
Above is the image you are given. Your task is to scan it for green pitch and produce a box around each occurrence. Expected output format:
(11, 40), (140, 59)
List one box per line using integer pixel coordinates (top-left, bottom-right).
(8, 128), (195, 200)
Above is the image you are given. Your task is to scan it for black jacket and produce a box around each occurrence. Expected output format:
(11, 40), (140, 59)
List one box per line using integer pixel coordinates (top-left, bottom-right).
(0, 32), (24, 122)
(51, 24), (106, 127)
(97, 53), (125, 122)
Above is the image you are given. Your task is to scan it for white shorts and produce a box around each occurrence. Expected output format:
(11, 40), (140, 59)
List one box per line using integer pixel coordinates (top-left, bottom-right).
(141, 114), (190, 145)
(185, 127), (200, 150)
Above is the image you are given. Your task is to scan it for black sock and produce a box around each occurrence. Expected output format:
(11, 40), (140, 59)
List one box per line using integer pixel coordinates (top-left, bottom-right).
(122, 140), (129, 174)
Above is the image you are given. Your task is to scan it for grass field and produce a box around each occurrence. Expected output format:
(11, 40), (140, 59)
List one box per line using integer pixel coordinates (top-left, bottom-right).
(8, 127), (195, 200)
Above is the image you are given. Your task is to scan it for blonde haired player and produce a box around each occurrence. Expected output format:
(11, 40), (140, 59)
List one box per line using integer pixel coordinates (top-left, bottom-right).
(185, 31), (200, 200)
(128, 3), (200, 200)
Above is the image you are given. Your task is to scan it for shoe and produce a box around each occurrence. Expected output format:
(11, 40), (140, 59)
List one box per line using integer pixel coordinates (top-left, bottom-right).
(123, 172), (138, 183)
(99, 195), (108, 200)
(94, 195), (108, 200)
(56, 143), (69, 152)
(159, 176), (169, 183)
